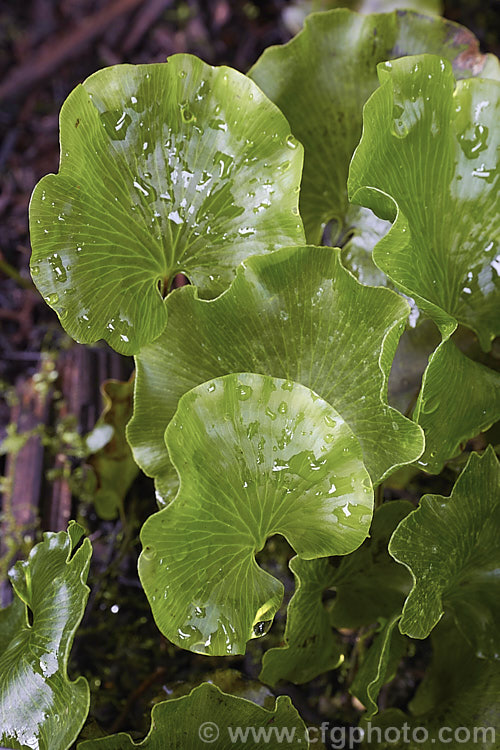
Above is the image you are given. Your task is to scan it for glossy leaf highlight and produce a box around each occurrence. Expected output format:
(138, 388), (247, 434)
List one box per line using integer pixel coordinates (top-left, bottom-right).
(29, 54), (304, 354)
(349, 54), (500, 469)
(0, 522), (91, 750)
(250, 8), (499, 249)
(349, 55), (500, 348)
(138, 373), (373, 655)
(129, 245), (424, 501)
(283, 0), (443, 37)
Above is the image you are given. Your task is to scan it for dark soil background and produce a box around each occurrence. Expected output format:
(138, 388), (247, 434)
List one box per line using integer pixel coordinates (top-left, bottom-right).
(0, 1), (499, 747)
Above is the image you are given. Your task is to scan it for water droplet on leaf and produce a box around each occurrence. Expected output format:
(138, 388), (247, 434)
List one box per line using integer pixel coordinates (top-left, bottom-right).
(253, 620), (272, 637)
(237, 384), (252, 401)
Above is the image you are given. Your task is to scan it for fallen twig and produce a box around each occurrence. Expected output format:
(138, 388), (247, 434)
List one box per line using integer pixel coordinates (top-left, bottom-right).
(122, 0), (173, 54)
(0, 0), (145, 102)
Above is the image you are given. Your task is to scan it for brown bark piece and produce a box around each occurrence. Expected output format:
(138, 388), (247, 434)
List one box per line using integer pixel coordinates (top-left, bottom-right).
(0, 365), (51, 606)
(0, 0), (145, 102)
